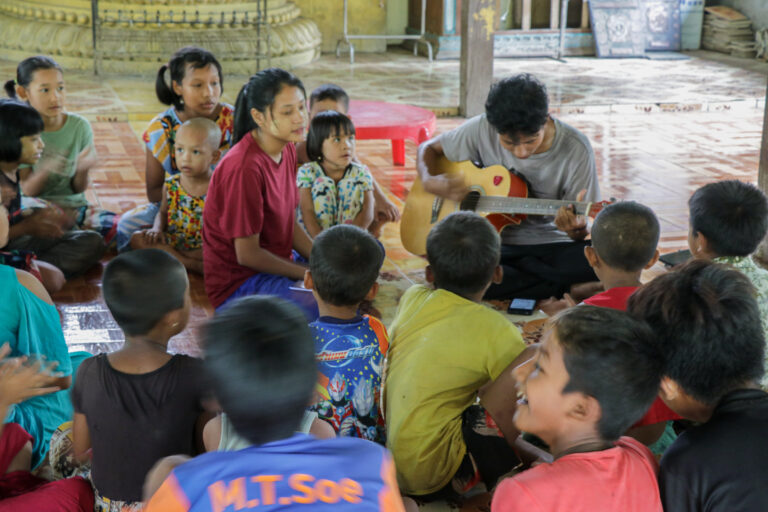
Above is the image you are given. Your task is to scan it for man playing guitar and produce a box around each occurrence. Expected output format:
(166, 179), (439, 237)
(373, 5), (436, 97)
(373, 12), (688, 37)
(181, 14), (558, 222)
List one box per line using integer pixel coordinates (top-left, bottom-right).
(417, 73), (601, 301)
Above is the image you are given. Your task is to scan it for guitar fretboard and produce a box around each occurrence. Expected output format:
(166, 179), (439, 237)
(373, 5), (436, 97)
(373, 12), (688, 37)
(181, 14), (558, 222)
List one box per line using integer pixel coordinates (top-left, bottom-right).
(465, 195), (593, 216)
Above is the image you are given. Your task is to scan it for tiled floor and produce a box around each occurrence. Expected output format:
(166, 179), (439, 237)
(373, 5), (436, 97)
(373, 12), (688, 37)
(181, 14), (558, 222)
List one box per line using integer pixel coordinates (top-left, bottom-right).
(6, 48), (765, 511)
(3, 49), (765, 123)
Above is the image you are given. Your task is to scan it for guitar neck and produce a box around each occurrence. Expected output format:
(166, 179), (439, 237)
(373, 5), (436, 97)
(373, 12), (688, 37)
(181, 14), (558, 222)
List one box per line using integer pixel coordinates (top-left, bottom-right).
(472, 196), (593, 216)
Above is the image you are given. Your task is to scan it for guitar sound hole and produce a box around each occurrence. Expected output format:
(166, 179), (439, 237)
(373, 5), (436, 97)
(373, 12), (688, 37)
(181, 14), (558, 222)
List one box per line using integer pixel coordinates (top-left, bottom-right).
(460, 191), (481, 212)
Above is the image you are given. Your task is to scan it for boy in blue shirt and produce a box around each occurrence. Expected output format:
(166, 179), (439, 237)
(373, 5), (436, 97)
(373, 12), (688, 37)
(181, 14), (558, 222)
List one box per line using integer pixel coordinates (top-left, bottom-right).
(303, 224), (388, 443)
(144, 296), (406, 511)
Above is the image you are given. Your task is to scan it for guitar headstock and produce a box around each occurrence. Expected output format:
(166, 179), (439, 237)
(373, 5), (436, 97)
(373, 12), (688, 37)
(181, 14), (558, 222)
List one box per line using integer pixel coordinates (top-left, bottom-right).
(586, 199), (614, 218)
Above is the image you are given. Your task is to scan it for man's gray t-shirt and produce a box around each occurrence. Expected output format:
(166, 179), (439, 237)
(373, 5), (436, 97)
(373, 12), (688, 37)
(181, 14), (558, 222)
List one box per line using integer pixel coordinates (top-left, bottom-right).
(437, 115), (599, 245)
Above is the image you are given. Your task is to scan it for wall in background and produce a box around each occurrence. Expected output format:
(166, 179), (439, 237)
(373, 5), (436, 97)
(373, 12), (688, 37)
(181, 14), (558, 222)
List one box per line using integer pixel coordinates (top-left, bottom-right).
(294, 0), (388, 53)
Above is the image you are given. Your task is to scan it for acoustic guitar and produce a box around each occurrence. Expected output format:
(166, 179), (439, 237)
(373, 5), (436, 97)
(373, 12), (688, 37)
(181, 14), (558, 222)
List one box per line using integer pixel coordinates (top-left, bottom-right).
(400, 157), (611, 256)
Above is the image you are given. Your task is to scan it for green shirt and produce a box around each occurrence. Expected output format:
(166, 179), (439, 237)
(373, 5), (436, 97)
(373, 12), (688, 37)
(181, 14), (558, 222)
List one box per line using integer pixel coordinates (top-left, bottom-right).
(714, 255), (768, 385)
(29, 113), (94, 208)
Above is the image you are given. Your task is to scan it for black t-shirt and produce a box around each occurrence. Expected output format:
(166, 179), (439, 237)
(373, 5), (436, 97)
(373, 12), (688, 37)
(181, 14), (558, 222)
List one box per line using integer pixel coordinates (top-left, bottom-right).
(659, 388), (768, 511)
(72, 353), (206, 502)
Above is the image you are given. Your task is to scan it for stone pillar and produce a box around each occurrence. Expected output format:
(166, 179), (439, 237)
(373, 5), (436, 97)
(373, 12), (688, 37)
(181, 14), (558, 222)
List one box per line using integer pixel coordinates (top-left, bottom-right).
(460, 0), (497, 117)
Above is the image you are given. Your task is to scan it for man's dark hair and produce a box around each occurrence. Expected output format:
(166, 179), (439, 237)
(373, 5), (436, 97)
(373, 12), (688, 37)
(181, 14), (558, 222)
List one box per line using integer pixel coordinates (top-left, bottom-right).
(103, 249), (188, 336)
(0, 99), (44, 162)
(485, 73), (549, 137)
(426, 212), (500, 298)
(309, 84), (350, 112)
(306, 110), (356, 163)
(591, 201), (660, 272)
(551, 306), (663, 441)
(204, 296), (316, 445)
(628, 260), (765, 405)
(310, 225), (384, 307)
(688, 180), (768, 257)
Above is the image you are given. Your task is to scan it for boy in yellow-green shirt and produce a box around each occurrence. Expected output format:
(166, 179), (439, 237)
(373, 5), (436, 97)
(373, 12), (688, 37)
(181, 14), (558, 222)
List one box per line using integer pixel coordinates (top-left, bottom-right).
(384, 212), (529, 500)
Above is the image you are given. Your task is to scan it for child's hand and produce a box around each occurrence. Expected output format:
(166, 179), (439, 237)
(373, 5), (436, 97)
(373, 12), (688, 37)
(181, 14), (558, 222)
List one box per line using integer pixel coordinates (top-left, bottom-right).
(35, 148), (70, 176)
(375, 196), (401, 223)
(0, 343), (62, 406)
(75, 147), (98, 174)
(142, 229), (165, 246)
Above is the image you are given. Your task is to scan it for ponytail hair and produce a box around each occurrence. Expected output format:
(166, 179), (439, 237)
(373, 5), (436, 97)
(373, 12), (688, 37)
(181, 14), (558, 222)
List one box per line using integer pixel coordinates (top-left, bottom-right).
(4, 55), (62, 99)
(233, 68), (306, 145)
(156, 46), (223, 111)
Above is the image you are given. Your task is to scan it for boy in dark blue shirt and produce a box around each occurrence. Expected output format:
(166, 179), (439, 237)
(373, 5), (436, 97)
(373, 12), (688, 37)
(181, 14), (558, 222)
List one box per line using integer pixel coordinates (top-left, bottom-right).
(303, 225), (387, 443)
(628, 260), (768, 511)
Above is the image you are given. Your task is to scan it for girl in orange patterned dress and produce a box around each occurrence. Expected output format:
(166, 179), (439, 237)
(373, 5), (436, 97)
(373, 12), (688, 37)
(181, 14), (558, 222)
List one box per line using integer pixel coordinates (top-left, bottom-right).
(129, 118), (220, 274)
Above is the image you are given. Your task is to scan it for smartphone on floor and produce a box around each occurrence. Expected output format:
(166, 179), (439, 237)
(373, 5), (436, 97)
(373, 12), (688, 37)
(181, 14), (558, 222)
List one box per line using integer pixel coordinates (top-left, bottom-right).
(508, 298), (536, 315)
(658, 249), (692, 268)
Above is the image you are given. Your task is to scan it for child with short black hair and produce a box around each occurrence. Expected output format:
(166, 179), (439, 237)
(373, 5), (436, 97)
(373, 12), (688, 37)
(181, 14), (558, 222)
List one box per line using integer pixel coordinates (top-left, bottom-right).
(492, 306), (664, 511)
(385, 211), (527, 499)
(578, 202), (680, 448)
(55, 249), (208, 511)
(304, 224), (387, 442)
(0, 98), (103, 288)
(628, 260), (768, 511)
(130, 118), (220, 273)
(298, 111), (375, 237)
(144, 296), (406, 511)
(309, 83), (350, 119)
(688, 180), (768, 383)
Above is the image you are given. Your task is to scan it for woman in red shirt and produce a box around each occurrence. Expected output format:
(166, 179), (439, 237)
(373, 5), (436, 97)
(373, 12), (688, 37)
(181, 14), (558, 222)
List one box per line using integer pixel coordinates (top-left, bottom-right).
(203, 68), (316, 318)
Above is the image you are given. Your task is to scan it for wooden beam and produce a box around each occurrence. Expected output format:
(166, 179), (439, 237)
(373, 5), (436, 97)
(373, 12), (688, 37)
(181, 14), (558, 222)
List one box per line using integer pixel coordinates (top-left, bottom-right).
(550, 0), (560, 29)
(522, 0), (531, 30)
(460, 0), (497, 118)
(581, 0), (590, 29)
(760, 76), (768, 193)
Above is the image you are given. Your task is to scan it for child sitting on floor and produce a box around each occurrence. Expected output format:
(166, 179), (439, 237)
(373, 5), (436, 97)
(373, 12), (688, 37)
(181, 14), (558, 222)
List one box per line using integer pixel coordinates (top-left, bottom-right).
(143, 296), (407, 511)
(687, 180), (768, 384)
(385, 211), (527, 500)
(491, 306), (664, 511)
(0, 99), (104, 289)
(628, 260), (768, 511)
(578, 202), (680, 449)
(297, 111), (375, 237)
(4, 56), (117, 244)
(53, 249), (209, 511)
(304, 224), (387, 442)
(297, 84), (400, 236)
(130, 118), (220, 274)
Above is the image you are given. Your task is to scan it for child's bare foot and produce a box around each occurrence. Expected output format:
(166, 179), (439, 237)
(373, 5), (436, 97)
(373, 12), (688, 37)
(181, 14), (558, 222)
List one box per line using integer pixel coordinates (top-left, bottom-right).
(538, 294), (575, 316)
(568, 281), (603, 302)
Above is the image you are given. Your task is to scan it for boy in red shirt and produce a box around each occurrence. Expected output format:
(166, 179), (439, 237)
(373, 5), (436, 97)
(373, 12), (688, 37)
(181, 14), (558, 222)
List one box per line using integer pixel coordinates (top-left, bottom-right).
(581, 202), (680, 447)
(542, 201), (679, 447)
(492, 306), (664, 512)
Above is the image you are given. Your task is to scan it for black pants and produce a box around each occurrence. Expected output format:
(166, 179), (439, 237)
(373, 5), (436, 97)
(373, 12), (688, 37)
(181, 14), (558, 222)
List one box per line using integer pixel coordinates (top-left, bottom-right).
(484, 241), (598, 301)
(416, 405), (520, 502)
(6, 230), (105, 278)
